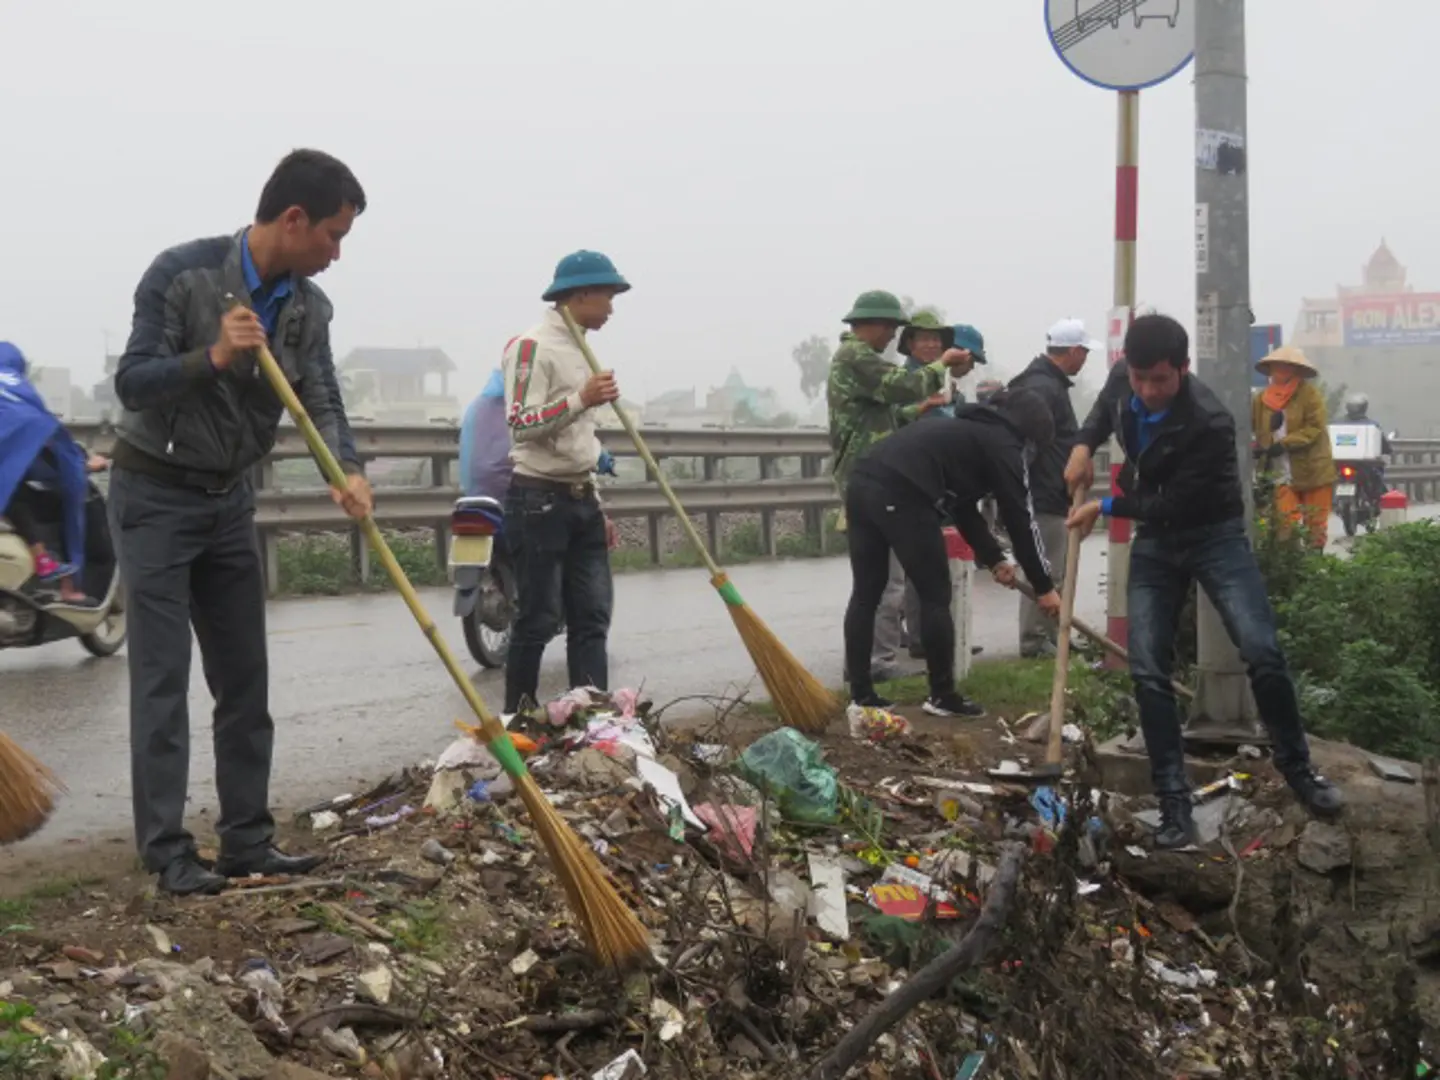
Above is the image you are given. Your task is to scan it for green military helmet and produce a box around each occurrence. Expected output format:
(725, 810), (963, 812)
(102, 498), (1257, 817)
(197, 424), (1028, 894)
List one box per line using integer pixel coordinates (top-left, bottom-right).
(897, 311), (956, 358)
(842, 290), (909, 326)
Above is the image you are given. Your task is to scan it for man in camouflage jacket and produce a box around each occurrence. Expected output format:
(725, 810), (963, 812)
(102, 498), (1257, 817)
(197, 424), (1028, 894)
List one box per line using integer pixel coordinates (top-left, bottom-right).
(827, 290), (973, 679)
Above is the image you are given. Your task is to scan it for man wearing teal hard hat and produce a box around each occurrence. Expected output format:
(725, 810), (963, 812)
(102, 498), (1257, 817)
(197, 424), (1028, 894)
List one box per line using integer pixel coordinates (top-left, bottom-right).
(827, 290), (974, 685)
(501, 250), (630, 715)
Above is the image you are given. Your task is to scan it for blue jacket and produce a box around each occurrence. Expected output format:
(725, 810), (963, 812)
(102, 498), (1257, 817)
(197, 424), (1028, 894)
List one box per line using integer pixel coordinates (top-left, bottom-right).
(0, 343), (88, 569)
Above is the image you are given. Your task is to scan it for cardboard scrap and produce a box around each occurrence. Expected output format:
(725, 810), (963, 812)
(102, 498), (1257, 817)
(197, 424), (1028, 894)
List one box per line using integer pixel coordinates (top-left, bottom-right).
(806, 854), (849, 940)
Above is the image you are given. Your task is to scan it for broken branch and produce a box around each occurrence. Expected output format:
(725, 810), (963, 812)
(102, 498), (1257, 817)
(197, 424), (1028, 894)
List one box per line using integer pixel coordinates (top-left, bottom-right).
(810, 843), (1026, 1080)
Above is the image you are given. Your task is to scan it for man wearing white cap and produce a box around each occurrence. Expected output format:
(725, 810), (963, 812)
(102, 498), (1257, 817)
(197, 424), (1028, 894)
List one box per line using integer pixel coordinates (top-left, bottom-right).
(1006, 318), (1102, 657)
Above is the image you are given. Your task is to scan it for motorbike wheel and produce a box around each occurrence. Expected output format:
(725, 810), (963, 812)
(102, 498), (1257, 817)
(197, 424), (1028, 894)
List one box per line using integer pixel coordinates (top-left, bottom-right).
(1340, 500), (1356, 538)
(80, 581), (127, 657)
(463, 608), (509, 669)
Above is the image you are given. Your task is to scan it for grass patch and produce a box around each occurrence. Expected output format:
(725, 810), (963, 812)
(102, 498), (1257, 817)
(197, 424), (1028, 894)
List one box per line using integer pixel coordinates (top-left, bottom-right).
(24, 875), (102, 902)
(387, 901), (447, 957)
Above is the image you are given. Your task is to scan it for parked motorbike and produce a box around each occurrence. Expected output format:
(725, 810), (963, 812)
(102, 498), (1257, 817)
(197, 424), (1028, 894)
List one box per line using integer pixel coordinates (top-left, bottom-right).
(449, 496), (512, 668)
(0, 477), (126, 657)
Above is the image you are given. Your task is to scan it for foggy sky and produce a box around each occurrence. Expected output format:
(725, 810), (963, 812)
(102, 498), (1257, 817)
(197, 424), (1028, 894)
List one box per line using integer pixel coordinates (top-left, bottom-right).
(2, 0), (1435, 407)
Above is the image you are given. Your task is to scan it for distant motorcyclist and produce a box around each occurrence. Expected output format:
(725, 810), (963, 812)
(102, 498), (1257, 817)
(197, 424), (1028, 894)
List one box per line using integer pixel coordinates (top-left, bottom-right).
(1339, 392), (1391, 503)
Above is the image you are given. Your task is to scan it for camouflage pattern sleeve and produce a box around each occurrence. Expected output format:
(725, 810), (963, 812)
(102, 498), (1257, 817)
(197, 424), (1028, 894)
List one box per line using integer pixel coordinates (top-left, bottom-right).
(841, 347), (946, 406)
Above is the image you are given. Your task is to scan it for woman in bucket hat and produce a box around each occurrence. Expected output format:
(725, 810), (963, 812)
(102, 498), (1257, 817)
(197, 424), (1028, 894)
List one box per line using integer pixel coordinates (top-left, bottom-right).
(1251, 345), (1335, 549)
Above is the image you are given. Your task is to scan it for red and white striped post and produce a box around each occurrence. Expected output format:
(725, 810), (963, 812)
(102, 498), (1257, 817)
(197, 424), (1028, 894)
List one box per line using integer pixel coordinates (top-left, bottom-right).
(943, 527), (976, 682)
(1105, 90), (1140, 667)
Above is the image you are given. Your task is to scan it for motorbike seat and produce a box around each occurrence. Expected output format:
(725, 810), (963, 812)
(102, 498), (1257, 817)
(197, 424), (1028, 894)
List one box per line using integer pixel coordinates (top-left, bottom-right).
(454, 495), (503, 513)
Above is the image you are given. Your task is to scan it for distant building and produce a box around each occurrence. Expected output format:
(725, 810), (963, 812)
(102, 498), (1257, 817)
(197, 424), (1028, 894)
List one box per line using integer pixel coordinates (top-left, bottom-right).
(92, 354), (121, 420)
(1289, 240), (1440, 436)
(31, 367), (71, 418)
(705, 368), (781, 423)
(337, 347), (460, 424)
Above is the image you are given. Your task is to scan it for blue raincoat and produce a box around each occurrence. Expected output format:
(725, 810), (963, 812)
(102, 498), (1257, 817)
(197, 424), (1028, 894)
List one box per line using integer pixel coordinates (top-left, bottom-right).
(459, 369), (515, 500)
(0, 342), (88, 574)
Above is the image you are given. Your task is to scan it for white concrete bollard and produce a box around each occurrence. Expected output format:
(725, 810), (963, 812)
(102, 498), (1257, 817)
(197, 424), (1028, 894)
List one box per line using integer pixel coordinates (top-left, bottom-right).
(1378, 489), (1408, 529)
(944, 527), (976, 682)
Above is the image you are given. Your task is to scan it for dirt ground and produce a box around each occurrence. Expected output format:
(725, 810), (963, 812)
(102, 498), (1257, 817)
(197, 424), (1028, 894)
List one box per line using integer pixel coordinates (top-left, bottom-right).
(0, 688), (1435, 1079)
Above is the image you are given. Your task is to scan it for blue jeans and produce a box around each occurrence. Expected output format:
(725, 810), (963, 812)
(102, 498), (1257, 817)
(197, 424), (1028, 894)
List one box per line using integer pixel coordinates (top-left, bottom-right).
(502, 482), (613, 712)
(1128, 517), (1311, 797)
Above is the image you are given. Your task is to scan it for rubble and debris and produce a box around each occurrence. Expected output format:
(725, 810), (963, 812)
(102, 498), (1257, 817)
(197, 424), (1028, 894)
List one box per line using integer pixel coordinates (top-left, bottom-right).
(0, 686), (1430, 1079)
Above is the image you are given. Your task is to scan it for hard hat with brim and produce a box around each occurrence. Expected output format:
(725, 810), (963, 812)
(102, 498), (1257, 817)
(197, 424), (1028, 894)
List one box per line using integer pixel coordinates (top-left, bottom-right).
(1255, 344), (1319, 378)
(897, 311), (954, 357)
(952, 323), (988, 364)
(843, 290), (909, 325)
(542, 250), (632, 302)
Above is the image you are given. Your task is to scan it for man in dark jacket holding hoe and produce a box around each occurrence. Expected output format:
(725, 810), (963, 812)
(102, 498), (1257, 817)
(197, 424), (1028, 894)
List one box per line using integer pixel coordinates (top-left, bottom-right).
(111, 149), (373, 895)
(1064, 313), (1343, 849)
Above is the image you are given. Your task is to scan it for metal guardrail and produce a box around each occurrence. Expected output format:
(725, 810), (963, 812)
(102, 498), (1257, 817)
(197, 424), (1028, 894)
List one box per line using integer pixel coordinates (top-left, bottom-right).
(65, 422), (1440, 593)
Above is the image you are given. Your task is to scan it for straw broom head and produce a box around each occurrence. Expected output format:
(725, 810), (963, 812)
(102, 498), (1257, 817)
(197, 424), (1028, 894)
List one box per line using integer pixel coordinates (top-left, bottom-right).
(714, 574), (841, 734)
(0, 735), (62, 844)
(510, 770), (653, 967)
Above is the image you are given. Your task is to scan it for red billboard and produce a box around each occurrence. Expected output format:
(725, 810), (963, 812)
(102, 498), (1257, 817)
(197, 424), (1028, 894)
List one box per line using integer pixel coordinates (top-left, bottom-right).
(1341, 293), (1440, 347)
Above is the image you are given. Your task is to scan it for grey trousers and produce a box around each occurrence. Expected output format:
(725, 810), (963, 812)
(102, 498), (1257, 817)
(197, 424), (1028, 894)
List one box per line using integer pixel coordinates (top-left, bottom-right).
(108, 468), (275, 872)
(1019, 512), (1070, 655)
(872, 552), (904, 668)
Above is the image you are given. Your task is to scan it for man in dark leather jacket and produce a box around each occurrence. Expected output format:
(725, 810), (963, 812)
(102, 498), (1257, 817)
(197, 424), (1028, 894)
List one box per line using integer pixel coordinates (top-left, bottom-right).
(1064, 314), (1343, 849)
(111, 150), (372, 896)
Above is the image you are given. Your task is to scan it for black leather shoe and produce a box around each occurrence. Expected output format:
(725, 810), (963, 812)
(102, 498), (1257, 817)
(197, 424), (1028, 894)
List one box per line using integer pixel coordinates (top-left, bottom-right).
(216, 845), (326, 879)
(158, 856), (227, 897)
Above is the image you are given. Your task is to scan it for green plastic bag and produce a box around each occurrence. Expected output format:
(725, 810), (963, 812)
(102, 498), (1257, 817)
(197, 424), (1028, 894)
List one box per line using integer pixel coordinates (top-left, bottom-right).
(737, 727), (839, 824)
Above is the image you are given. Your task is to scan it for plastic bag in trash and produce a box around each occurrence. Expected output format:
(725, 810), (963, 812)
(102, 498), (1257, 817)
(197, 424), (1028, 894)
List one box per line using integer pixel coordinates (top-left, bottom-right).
(737, 727), (839, 824)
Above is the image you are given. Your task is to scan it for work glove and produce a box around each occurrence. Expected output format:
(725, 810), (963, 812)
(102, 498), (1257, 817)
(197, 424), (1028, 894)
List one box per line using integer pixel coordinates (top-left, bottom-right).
(596, 449), (618, 477)
(1263, 443), (1286, 462)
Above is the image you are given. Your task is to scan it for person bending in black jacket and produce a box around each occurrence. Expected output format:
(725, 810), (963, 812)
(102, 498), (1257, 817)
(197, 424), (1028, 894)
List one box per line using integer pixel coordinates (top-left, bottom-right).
(845, 390), (1061, 718)
(1064, 314), (1343, 849)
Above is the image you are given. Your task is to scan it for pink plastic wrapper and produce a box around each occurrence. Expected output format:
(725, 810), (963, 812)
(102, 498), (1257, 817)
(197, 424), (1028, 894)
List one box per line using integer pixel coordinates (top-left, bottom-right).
(693, 802), (758, 860)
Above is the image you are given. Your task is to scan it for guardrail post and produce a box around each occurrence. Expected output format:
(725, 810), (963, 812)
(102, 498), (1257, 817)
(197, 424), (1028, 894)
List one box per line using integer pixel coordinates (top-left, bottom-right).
(703, 456), (721, 558)
(431, 455), (448, 488)
(434, 521), (447, 574)
(759, 457), (778, 557)
(801, 455), (823, 549)
(646, 514), (662, 565)
(261, 529), (280, 596)
(350, 526), (371, 585)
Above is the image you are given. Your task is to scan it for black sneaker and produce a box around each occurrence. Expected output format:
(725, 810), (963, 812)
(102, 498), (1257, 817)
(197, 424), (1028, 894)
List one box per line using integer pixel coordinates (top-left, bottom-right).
(851, 693), (895, 710)
(1286, 767), (1344, 819)
(1153, 795), (1199, 850)
(922, 692), (986, 719)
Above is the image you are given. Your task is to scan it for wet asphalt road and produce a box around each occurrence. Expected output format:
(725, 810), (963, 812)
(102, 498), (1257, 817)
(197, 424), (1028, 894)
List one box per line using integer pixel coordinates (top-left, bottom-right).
(0, 542), (1112, 853)
(2, 505), (1431, 856)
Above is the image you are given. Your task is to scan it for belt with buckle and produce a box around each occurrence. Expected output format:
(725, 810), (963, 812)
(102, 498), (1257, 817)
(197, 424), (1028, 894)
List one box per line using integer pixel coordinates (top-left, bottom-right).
(511, 474), (595, 499)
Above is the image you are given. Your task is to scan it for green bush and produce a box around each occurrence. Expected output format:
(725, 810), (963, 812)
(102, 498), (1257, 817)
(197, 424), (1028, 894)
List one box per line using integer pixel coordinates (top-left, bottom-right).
(1261, 520), (1440, 759)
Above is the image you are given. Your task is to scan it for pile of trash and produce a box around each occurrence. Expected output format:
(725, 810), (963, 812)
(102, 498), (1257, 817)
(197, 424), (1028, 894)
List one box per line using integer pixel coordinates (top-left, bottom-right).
(0, 687), (1433, 1079)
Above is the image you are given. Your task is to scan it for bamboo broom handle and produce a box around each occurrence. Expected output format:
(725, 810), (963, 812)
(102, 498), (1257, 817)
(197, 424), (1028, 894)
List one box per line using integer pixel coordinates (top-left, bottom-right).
(250, 340), (514, 755)
(559, 308), (725, 580)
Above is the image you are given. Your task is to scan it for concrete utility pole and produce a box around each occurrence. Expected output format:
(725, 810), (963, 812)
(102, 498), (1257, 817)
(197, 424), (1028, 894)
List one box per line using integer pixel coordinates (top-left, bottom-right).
(1185, 0), (1263, 743)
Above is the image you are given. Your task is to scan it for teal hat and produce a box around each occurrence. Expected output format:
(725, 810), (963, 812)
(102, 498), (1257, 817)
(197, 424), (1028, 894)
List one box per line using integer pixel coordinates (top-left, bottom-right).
(897, 311), (955, 358)
(952, 324), (987, 364)
(542, 250), (631, 302)
(842, 290), (909, 325)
